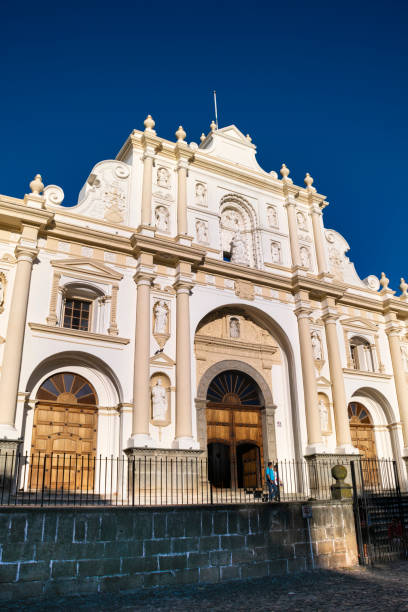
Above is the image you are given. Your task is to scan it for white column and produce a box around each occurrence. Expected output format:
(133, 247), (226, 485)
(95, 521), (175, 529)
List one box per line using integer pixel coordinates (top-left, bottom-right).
(0, 247), (38, 438)
(174, 262), (195, 448)
(128, 254), (155, 448)
(386, 321), (408, 453)
(310, 204), (328, 275)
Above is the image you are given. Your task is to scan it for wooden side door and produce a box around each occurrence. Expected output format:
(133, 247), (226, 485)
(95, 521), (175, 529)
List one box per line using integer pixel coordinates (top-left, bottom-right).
(240, 445), (260, 488)
(30, 403), (97, 491)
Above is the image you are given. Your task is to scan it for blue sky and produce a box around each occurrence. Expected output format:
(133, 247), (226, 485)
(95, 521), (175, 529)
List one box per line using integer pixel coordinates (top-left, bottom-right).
(2, 0), (407, 290)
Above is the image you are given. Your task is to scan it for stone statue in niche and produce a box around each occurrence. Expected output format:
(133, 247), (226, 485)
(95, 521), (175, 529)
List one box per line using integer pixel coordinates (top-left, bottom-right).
(311, 331), (322, 360)
(319, 399), (329, 432)
(157, 167), (170, 188)
(271, 241), (281, 264)
(230, 317), (240, 338)
(300, 246), (311, 269)
(153, 300), (168, 334)
(195, 182), (207, 205)
(297, 211), (307, 230)
(230, 231), (249, 266)
(196, 220), (208, 244)
(267, 206), (278, 228)
(151, 378), (167, 420)
(155, 206), (169, 232)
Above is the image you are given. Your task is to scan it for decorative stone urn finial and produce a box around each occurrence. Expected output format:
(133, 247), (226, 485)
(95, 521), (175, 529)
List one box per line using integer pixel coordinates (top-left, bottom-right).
(144, 114), (155, 132)
(331, 465), (352, 500)
(200, 132), (206, 143)
(280, 163), (290, 180)
(380, 272), (390, 290)
(304, 172), (314, 190)
(29, 174), (44, 195)
(175, 125), (186, 143)
(246, 134), (252, 142)
(400, 278), (408, 298)
(210, 120), (217, 132)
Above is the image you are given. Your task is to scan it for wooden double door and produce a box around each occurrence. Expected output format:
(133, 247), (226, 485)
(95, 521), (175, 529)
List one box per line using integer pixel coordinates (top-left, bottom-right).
(206, 371), (264, 489)
(30, 373), (98, 491)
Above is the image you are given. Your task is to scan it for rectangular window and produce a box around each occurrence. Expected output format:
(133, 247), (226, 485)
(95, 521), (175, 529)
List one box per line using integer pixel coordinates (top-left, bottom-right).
(63, 298), (91, 331)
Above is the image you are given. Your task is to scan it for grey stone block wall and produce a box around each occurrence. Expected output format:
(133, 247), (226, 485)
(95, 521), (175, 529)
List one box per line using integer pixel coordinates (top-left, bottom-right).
(0, 501), (358, 602)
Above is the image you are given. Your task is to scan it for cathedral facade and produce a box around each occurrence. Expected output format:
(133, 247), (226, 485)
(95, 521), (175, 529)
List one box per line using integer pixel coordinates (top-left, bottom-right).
(0, 116), (407, 488)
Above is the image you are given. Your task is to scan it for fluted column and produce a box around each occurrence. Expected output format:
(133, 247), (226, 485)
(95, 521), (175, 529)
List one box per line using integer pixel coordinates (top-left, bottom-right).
(294, 292), (323, 453)
(129, 254), (155, 447)
(386, 319), (408, 450)
(0, 246), (38, 437)
(174, 262), (194, 447)
(322, 298), (355, 452)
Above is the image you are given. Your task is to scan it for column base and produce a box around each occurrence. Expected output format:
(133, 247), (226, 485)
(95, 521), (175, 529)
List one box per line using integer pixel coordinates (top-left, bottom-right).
(126, 434), (156, 449)
(136, 224), (156, 237)
(176, 234), (193, 246)
(0, 425), (21, 441)
(173, 436), (200, 450)
(334, 444), (360, 455)
(304, 443), (330, 456)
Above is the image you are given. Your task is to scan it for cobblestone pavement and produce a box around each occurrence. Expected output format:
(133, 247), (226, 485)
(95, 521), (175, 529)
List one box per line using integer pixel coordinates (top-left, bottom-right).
(4, 563), (408, 611)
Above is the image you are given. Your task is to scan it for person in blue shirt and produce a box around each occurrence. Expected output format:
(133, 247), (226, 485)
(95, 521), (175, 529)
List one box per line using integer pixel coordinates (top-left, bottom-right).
(265, 461), (277, 501)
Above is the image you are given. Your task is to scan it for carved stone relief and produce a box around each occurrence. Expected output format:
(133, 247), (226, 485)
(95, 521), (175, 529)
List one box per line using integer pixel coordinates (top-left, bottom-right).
(0, 272), (7, 313)
(195, 219), (209, 244)
(150, 372), (171, 426)
(153, 300), (170, 348)
(311, 330), (323, 361)
(267, 206), (278, 228)
(300, 246), (311, 270)
(296, 211), (307, 230)
(155, 206), (169, 232)
(318, 394), (331, 434)
(270, 241), (282, 264)
(229, 317), (240, 338)
(230, 231), (250, 266)
(156, 167), (170, 189)
(195, 182), (207, 206)
(76, 161), (131, 224)
(234, 280), (254, 301)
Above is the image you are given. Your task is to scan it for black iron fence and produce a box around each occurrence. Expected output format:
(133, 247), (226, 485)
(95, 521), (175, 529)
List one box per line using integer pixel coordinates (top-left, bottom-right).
(351, 458), (408, 564)
(0, 451), (402, 508)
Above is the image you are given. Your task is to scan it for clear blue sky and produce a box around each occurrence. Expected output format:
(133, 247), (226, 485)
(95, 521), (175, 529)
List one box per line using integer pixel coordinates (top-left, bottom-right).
(2, 0), (407, 290)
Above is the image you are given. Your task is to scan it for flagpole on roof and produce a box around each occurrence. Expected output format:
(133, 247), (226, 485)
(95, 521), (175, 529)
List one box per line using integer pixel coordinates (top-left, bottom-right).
(213, 90), (219, 130)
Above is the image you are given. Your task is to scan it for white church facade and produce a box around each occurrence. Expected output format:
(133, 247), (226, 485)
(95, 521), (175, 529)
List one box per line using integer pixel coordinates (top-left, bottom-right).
(0, 115), (408, 489)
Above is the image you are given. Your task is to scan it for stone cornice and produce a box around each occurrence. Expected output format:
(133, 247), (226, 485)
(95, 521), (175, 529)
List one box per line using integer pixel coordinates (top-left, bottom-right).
(28, 322), (130, 345)
(342, 368), (392, 380)
(195, 334), (278, 355)
(131, 233), (206, 266)
(0, 197), (54, 232)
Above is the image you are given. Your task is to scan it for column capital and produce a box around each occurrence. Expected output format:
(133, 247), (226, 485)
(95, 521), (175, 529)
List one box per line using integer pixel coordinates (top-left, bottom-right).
(14, 245), (38, 263)
(175, 141), (193, 163)
(310, 203), (323, 216)
(142, 131), (161, 152)
(321, 297), (339, 323)
(293, 291), (312, 318)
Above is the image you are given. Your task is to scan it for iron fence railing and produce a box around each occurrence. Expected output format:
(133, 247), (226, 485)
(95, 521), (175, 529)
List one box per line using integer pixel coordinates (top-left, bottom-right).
(0, 451), (400, 507)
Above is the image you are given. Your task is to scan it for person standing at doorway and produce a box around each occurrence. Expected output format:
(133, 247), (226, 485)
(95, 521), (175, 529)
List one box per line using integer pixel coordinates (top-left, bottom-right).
(265, 461), (277, 501)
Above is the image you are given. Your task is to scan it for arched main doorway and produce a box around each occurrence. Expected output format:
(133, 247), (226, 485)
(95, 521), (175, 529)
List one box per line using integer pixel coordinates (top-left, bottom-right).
(206, 370), (264, 489)
(29, 372), (98, 490)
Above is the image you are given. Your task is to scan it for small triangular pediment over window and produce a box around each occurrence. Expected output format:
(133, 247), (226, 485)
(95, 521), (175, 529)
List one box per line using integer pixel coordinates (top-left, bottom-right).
(316, 376), (332, 387)
(51, 257), (123, 281)
(340, 317), (378, 332)
(149, 352), (175, 366)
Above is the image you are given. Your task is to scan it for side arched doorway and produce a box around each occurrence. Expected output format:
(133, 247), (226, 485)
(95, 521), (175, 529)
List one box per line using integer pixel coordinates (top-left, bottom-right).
(29, 372), (98, 490)
(206, 370), (264, 489)
(348, 402), (378, 460)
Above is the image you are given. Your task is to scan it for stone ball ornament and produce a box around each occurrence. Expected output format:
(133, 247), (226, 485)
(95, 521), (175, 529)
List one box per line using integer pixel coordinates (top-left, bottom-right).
(29, 174), (44, 195)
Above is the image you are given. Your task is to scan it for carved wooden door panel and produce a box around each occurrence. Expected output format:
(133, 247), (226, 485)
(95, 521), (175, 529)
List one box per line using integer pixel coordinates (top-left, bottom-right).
(30, 373), (98, 491)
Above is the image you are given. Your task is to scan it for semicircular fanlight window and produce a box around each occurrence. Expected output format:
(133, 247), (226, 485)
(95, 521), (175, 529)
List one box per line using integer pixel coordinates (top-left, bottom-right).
(207, 371), (261, 406)
(36, 373), (97, 405)
(348, 402), (372, 425)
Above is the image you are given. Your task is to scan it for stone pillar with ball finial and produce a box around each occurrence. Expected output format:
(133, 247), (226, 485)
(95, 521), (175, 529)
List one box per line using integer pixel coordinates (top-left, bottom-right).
(174, 125), (193, 244)
(140, 115), (161, 233)
(305, 173), (328, 276)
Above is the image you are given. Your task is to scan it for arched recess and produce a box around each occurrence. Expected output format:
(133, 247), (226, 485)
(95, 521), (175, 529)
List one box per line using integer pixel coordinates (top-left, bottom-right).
(22, 351), (123, 458)
(194, 304), (302, 462)
(219, 193), (261, 268)
(350, 387), (398, 461)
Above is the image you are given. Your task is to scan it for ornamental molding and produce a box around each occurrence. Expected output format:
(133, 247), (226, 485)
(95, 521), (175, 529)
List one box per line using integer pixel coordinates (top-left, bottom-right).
(28, 322), (130, 345)
(51, 257), (123, 283)
(339, 316), (378, 332)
